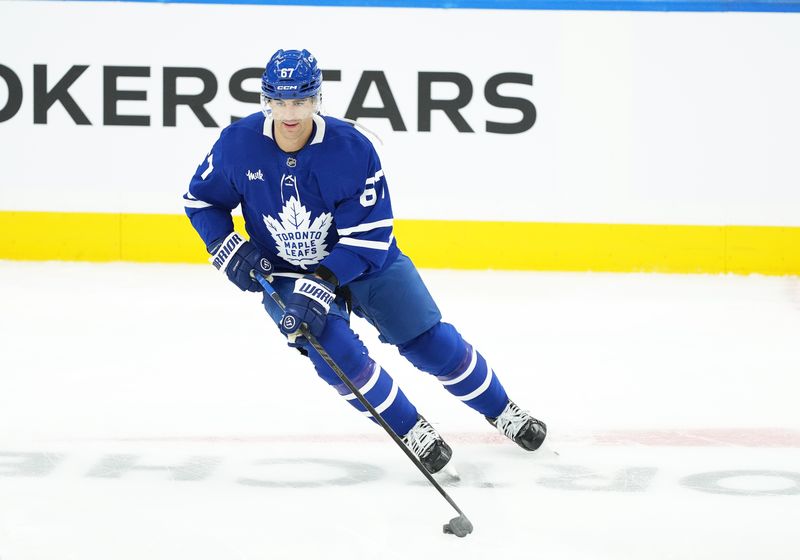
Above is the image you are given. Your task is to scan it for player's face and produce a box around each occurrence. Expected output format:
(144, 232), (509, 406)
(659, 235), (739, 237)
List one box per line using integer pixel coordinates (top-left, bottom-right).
(267, 96), (318, 124)
(267, 96), (319, 147)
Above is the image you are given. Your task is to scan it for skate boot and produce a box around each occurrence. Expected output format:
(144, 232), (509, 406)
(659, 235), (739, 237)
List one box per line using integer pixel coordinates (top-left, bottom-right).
(486, 400), (547, 451)
(401, 415), (453, 474)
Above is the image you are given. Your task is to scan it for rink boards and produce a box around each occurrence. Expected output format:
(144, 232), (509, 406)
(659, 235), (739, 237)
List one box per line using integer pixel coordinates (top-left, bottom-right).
(2, 211), (799, 274)
(1, 1), (799, 273)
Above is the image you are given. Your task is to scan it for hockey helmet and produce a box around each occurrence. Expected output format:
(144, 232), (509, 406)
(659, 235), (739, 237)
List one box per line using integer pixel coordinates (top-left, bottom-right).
(261, 49), (322, 100)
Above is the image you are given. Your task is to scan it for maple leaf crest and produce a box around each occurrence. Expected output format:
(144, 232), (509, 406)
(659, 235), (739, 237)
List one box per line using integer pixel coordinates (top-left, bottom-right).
(263, 196), (332, 269)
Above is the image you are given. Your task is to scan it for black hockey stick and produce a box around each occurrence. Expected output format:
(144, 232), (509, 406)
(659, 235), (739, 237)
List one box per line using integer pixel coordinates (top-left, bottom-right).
(256, 274), (473, 538)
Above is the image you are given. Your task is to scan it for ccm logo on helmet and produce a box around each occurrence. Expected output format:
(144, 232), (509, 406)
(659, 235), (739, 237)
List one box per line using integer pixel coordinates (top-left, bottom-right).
(276, 85), (299, 90)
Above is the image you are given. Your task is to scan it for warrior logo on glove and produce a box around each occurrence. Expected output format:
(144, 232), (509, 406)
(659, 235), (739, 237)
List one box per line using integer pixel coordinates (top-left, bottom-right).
(280, 275), (336, 340)
(211, 232), (245, 271)
(209, 231), (273, 292)
(282, 315), (297, 331)
(297, 282), (335, 307)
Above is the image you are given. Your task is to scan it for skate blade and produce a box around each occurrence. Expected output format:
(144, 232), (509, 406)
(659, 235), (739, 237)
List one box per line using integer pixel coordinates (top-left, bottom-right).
(535, 439), (560, 459)
(434, 461), (461, 483)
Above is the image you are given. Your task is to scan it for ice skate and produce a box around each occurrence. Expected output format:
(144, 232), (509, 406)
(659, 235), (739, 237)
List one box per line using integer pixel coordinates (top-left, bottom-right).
(486, 400), (547, 451)
(402, 415), (453, 475)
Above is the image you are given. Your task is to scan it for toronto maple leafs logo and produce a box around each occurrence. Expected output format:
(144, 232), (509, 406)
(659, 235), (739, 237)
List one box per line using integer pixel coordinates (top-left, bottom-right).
(264, 196), (332, 269)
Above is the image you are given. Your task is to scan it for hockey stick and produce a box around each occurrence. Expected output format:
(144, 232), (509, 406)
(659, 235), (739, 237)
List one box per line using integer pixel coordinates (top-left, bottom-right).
(256, 274), (473, 538)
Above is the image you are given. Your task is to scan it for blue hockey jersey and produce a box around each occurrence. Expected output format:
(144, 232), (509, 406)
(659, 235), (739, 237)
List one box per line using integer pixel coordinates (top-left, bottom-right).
(183, 113), (399, 286)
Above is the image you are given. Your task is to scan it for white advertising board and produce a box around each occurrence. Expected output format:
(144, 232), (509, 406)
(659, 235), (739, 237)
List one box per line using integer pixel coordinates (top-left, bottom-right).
(1, 1), (799, 225)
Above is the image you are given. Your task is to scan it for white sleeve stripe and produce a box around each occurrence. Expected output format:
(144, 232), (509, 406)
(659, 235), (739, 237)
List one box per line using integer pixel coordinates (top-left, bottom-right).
(365, 169), (385, 186)
(343, 363), (381, 401)
(338, 237), (391, 250)
(200, 153), (214, 180)
(362, 380), (399, 416)
(184, 199), (212, 209)
(438, 348), (478, 386)
(456, 368), (494, 402)
(337, 219), (394, 236)
(183, 192), (212, 209)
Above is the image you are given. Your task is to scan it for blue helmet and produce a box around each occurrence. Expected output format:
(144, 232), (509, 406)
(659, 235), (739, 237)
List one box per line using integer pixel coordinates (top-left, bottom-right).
(261, 49), (322, 100)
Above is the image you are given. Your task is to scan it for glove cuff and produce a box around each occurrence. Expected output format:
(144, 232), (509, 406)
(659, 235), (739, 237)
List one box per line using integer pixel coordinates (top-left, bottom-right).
(209, 232), (245, 272)
(293, 277), (336, 313)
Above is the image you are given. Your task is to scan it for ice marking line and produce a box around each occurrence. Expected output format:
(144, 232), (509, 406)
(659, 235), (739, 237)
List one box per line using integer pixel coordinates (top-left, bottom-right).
(64, 428), (800, 447)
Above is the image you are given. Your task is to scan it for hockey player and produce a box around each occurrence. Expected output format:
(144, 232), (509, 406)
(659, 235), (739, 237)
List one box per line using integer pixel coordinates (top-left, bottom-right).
(183, 49), (546, 474)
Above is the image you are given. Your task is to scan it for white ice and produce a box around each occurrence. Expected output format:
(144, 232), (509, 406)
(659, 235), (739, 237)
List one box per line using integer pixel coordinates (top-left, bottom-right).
(1, 261), (799, 559)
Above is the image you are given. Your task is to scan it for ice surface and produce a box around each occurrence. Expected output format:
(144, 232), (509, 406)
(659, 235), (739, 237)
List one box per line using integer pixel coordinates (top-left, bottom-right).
(1, 261), (799, 559)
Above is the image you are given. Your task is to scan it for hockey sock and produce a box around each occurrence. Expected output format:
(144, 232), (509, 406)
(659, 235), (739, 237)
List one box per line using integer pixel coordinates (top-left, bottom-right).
(400, 322), (509, 418)
(305, 315), (418, 437)
(436, 342), (508, 418)
(332, 359), (418, 437)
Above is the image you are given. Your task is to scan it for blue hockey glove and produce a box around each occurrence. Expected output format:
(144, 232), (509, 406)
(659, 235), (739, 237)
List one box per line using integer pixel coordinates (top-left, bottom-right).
(209, 232), (273, 292)
(280, 275), (336, 344)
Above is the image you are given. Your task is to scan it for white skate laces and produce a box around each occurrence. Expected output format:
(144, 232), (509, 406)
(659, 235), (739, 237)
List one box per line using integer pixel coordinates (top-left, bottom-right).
(401, 415), (453, 474)
(402, 416), (440, 459)
(494, 401), (529, 439)
(490, 401), (547, 451)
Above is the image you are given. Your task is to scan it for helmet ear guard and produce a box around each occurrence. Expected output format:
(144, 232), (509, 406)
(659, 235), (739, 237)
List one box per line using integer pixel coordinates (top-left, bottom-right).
(261, 49), (322, 100)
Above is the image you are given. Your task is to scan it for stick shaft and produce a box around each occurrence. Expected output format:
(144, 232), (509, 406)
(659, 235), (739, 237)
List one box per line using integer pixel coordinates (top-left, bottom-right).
(257, 274), (468, 519)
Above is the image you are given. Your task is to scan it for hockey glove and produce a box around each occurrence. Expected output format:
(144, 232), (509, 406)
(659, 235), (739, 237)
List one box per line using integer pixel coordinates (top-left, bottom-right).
(280, 275), (336, 344)
(209, 232), (273, 292)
